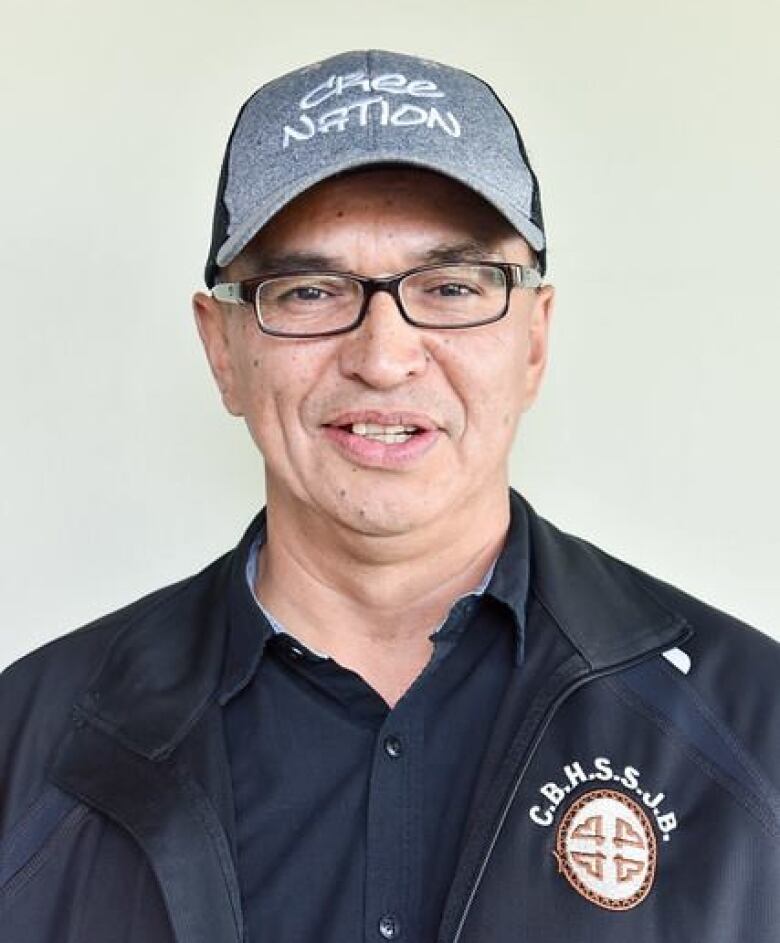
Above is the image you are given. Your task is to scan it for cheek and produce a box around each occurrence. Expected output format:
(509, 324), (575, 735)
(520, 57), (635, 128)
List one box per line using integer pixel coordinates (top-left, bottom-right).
(237, 346), (323, 448)
(444, 331), (528, 435)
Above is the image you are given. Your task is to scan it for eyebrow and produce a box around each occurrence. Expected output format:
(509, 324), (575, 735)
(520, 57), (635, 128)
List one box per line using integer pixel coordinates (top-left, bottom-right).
(247, 240), (504, 275)
(416, 240), (504, 265)
(248, 251), (341, 273)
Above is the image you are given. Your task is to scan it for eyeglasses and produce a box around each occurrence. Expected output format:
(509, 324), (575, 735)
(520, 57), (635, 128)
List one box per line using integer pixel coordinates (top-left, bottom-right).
(211, 261), (543, 338)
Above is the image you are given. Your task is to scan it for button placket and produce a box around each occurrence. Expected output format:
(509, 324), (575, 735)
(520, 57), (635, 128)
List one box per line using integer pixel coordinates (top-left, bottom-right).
(364, 709), (419, 943)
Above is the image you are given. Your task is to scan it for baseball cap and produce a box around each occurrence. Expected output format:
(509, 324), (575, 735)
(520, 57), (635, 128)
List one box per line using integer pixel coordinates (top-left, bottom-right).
(205, 50), (546, 287)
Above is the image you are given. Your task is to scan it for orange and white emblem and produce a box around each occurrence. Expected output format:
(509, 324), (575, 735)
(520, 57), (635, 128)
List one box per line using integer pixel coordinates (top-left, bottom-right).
(554, 789), (656, 910)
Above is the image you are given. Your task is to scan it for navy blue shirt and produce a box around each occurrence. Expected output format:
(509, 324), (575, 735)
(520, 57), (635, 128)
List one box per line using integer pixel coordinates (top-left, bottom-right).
(220, 494), (530, 942)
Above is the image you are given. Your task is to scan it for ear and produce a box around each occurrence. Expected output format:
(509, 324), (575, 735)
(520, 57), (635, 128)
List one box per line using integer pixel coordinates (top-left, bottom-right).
(521, 283), (555, 411)
(192, 291), (245, 416)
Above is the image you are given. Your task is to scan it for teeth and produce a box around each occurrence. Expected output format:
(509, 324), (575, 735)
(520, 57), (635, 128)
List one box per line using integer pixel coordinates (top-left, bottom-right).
(342, 421), (421, 444)
(350, 422), (418, 435)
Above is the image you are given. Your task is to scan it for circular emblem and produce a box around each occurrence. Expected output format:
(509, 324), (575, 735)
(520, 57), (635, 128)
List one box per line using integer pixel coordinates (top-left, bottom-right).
(554, 788), (656, 910)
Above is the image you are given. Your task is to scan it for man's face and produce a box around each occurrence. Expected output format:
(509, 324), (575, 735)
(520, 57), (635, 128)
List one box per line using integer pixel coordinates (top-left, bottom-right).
(193, 169), (554, 537)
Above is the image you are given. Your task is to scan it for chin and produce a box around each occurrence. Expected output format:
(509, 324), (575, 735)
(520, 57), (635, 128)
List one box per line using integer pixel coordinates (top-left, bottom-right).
(319, 482), (445, 538)
(337, 501), (427, 537)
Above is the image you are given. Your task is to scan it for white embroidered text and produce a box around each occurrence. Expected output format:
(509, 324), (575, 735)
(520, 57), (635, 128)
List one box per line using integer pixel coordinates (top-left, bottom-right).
(282, 71), (461, 149)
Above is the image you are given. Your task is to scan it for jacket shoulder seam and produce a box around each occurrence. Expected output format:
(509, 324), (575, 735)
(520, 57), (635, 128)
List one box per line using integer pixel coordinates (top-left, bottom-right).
(607, 664), (780, 837)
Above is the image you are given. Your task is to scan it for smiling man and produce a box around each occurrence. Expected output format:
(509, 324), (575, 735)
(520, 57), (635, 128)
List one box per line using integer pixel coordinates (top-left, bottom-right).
(2, 50), (779, 943)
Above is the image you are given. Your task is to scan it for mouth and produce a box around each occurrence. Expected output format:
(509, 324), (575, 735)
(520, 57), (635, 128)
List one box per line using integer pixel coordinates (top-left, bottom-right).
(321, 412), (441, 468)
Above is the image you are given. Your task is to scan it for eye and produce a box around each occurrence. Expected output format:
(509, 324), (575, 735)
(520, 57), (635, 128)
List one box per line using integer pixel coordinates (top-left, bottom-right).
(281, 285), (335, 303)
(430, 282), (480, 297)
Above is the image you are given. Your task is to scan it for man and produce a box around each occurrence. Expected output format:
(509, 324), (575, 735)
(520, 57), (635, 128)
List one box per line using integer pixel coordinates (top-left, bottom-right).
(1, 50), (778, 943)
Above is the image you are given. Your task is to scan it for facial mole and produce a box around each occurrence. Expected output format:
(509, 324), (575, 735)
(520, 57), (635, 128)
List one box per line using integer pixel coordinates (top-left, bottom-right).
(253, 359), (259, 368)
(338, 488), (346, 498)
(336, 210), (344, 218)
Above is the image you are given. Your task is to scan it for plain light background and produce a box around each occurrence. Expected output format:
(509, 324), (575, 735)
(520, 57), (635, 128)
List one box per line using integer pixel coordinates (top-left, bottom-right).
(1, 0), (778, 669)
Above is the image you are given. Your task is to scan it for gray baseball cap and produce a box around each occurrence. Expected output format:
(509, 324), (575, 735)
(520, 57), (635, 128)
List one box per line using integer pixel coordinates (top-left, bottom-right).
(205, 50), (546, 287)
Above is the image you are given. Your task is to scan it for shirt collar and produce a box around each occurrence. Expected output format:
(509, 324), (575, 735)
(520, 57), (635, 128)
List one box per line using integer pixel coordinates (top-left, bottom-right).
(218, 490), (530, 705)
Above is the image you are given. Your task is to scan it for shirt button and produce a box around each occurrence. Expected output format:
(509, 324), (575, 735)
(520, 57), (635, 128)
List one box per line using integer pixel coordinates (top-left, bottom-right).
(383, 735), (403, 758)
(378, 914), (401, 939)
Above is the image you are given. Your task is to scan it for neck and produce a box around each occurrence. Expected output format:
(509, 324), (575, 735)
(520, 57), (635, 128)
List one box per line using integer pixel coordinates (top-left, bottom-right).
(254, 484), (511, 705)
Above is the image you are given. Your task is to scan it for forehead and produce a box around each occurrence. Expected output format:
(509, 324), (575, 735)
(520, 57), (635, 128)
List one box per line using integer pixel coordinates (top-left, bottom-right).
(242, 167), (524, 263)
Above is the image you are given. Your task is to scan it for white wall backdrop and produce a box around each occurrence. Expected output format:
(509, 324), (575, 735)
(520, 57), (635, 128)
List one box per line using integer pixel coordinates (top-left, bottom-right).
(1, 0), (778, 668)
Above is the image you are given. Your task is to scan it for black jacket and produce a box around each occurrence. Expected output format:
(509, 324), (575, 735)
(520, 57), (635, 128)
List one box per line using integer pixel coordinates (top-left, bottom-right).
(2, 494), (779, 942)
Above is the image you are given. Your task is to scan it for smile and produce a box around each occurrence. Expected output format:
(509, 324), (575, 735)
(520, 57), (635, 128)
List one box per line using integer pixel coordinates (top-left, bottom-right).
(322, 416), (441, 469)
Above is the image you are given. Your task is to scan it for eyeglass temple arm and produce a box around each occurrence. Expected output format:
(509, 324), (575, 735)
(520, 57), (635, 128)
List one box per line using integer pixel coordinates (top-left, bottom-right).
(512, 265), (543, 289)
(211, 282), (244, 304)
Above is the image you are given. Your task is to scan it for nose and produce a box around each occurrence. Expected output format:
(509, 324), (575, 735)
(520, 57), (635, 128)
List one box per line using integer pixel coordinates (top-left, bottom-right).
(337, 288), (430, 389)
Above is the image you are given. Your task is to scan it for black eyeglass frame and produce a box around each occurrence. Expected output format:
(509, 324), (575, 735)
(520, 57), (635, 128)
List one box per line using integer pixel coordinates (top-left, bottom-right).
(211, 261), (543, 338)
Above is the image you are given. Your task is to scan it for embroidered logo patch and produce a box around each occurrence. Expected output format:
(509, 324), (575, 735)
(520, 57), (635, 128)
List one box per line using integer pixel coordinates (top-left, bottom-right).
(554, 789), (657, 911)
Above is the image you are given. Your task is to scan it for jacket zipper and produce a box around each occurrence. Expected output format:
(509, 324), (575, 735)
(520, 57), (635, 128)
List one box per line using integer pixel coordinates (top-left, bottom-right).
(449, 646), (683, 942)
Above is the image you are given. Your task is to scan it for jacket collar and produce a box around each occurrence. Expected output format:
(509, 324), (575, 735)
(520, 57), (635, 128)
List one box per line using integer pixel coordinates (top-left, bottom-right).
(522, 494), (691, 668)
(71, 489), (690, 761)
(70, 549), (238, 762)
